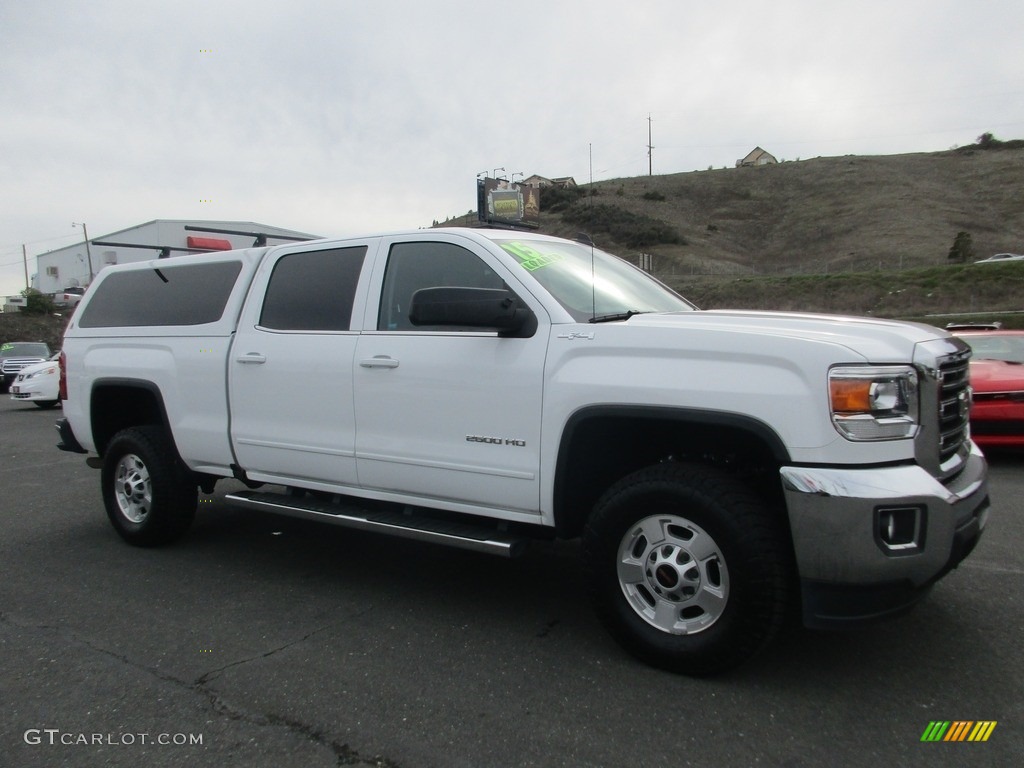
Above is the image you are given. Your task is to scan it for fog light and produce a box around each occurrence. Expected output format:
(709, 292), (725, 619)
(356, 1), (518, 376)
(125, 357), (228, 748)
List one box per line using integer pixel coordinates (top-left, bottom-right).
(875, 506), (925, 554)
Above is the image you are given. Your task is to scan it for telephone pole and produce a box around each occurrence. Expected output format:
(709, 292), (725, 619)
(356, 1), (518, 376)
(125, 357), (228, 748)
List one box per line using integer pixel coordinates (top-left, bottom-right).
(72, 222), (95, 283)
(647, 114), (654, 176)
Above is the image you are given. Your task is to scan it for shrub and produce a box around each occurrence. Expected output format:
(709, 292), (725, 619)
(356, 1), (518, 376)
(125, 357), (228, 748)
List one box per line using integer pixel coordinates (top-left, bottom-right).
(948, 231), (974, 263)
(540, 184), (586, 212)
(562, 203), (684, 248)
(19, 289), (56, 315)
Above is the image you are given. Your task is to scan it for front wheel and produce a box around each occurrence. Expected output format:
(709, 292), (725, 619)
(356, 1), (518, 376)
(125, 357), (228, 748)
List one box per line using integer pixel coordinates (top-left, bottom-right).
(583, 462), (792, 676)
(101, 426), (197, 546)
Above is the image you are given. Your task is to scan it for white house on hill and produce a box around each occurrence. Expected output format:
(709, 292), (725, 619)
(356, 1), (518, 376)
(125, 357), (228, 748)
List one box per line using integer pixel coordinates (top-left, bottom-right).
(735, 147), (778, 167)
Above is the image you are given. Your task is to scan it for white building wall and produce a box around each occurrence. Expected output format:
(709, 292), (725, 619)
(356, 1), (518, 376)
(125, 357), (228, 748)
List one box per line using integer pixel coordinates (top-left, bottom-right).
(32, 219), (319, 296)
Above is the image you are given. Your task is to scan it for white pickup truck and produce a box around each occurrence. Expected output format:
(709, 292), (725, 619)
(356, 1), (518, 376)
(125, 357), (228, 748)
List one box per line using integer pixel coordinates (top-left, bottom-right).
(56, 228), (990, 674)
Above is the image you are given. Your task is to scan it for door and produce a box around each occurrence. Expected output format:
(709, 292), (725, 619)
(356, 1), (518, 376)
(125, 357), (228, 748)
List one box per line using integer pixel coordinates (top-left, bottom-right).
(353, 238), (547, 516)
(229, 242), (373, 488)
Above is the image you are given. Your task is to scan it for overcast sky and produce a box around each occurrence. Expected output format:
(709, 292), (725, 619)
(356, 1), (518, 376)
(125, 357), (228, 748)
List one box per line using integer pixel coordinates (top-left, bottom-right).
(2, 0), (1023, 297)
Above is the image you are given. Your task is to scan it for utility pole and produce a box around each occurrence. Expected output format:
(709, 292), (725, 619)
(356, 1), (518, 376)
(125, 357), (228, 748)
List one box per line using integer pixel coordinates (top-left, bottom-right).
(72, 222), (95, 283)
(22, 244), (29, 291)
(647, 114), (654, 176)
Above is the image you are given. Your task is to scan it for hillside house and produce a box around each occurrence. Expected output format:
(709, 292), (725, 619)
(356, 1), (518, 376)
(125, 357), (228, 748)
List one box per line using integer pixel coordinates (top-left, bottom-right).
(736, 147), (778, 167)
(522, 175), (578, 189)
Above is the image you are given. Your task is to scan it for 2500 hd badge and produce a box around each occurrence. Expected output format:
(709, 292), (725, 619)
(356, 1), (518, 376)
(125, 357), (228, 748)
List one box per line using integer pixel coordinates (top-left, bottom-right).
(466, 435), (527, 447)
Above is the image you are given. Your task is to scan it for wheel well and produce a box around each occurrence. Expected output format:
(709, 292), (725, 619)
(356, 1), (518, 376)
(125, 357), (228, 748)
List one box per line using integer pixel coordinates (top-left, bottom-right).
(90, 382), (168, 457)
(553, 408), (790, 538)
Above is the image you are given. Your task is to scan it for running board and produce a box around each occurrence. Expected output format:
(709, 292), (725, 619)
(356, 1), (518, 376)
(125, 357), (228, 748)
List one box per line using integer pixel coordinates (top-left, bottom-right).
(224, 490), (529, 558)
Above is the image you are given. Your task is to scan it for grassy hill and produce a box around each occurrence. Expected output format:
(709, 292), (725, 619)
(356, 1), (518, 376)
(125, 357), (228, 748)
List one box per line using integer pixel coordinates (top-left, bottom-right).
(579, 145), (1024, 277)
(5, 138), (1023, 343)
(0, 311), (69, 350)
(440, 137), (1024, 323)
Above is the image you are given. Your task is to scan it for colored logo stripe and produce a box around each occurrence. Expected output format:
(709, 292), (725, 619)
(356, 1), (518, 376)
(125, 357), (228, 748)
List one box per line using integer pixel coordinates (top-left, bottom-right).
(967, 721), (997, 742)
(921, 722), (950, 742)
(921, 721), (996, 742)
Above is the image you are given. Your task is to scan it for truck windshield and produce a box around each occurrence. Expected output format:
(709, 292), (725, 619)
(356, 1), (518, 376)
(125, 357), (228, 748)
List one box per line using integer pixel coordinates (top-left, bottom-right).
(1, 342), (51, 357)
(495, 238), (695, 322)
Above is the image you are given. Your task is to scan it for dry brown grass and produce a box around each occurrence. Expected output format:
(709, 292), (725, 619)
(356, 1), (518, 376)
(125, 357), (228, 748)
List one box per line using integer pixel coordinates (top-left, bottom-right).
(0, 312), (69, 349)
(590, 147), (1024, 277)
(439, 144), (1024, 318)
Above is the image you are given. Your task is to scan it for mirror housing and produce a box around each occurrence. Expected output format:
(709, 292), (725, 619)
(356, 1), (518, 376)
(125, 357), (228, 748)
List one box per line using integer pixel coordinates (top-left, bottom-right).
(409, 287), (532, 336)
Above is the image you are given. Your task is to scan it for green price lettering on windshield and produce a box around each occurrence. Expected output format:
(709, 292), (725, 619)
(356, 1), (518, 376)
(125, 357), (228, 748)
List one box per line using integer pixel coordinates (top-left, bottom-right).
(501, 242), (564, 272)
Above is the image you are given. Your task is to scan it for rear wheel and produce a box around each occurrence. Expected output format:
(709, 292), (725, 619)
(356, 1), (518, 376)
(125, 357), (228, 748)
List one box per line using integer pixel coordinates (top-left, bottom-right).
(583, 462), (792, 675)
(101, 426), (197, 546)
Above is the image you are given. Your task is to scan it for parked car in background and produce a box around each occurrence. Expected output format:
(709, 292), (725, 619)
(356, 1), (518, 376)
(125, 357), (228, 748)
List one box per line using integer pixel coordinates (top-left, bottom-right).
(9, 352), (61, 409)
(974, 253), (1024, 264)
(949, 327), (1024, 450)
(55, 286), (86, 309)
(0, 342), (52, 392)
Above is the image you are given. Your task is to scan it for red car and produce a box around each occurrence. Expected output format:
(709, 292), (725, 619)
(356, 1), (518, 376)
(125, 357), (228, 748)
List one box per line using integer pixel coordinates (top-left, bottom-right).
(950, 327), (1024, 450)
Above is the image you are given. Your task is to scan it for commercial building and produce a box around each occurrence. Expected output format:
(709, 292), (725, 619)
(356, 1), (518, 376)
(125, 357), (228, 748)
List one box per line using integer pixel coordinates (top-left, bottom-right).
(31, 219), (320, 296)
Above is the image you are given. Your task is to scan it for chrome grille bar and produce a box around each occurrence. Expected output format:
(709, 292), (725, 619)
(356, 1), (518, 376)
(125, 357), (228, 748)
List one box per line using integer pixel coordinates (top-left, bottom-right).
(937, 352), (971, 463)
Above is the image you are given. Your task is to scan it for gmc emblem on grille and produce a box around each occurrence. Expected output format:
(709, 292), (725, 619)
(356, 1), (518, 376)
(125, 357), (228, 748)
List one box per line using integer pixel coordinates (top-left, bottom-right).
(958, 389), (971, 419)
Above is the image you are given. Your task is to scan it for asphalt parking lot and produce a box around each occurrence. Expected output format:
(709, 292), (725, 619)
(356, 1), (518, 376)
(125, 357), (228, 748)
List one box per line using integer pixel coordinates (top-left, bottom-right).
(1, 396), (1021, 767)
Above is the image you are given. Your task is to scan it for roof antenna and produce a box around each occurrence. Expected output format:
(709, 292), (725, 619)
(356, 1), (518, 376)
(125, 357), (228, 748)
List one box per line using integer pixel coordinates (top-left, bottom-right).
(589, 142), (596, 322)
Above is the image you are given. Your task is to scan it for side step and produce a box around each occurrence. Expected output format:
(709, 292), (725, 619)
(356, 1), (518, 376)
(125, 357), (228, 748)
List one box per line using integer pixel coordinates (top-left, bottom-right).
(224, 490), (530, 558)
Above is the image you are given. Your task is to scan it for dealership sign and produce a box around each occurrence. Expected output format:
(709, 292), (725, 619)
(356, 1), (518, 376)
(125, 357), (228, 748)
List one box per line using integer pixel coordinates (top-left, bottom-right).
(477, 177), (540, 229)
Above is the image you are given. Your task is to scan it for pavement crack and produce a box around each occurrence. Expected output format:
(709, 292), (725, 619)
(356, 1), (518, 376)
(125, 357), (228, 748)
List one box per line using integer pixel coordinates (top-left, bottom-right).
(2, 610), (397, 766)
(195, 623), (334, 687)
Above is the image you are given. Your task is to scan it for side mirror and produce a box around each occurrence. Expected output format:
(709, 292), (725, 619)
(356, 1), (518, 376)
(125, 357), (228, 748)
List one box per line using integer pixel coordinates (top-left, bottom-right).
(409, 287), (532, 335)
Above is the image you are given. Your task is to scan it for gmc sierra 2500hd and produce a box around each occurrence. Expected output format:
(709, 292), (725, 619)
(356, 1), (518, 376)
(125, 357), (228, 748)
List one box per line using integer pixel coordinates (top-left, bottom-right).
(56, 228), (990, 674)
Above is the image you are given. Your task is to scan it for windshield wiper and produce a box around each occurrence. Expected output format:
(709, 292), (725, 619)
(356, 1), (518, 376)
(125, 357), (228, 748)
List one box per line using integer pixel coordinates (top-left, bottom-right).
(589, 310), (646, 324)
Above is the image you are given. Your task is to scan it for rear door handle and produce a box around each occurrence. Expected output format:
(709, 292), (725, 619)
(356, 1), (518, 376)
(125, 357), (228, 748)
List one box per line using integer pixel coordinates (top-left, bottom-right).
(359, 356), (400, 369)
(236, 352), (267, 364)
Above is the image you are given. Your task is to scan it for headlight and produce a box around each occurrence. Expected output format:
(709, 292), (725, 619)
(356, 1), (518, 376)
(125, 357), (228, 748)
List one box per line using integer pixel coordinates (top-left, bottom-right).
(829, 365), (919, 441)
(25, 366), (56, 380)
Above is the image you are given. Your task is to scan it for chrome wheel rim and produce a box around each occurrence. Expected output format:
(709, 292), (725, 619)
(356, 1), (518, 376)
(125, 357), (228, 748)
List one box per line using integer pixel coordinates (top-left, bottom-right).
(616, 515), (729, 634)
(114, 453), (152, 524)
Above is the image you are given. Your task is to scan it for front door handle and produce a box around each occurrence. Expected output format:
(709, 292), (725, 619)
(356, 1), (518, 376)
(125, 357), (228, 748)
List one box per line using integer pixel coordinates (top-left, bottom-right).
(237, 352), (267, 364)
(359, 356), (400, 369)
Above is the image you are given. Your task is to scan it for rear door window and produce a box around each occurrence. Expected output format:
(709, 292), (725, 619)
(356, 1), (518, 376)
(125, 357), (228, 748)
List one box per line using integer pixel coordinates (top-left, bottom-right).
(259, 246), (367, 331)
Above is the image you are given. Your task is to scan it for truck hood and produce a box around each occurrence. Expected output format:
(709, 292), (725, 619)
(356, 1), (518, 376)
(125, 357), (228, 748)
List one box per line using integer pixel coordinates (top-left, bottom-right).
(626, 309), (957, 363)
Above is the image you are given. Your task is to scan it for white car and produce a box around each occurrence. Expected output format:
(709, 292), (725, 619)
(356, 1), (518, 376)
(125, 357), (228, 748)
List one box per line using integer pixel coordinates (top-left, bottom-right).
(975, 253), (1024, 263)
(9, 353), (61, 409)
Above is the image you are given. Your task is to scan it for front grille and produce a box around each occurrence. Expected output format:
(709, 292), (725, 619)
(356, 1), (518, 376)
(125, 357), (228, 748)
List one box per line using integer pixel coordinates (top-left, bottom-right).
(2, 359), (42, 374)
(937, 352), (971, 462)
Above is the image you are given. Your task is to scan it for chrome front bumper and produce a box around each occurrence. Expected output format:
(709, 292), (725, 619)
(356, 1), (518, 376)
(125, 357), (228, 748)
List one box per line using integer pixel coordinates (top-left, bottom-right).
(781, 441), (990, 627)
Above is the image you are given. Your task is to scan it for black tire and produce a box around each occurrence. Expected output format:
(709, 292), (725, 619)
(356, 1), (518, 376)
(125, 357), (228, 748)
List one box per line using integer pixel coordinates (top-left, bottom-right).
(34, 400), (60, 409)
(583, 462), (792, 676)
(101, 426), (197, 546)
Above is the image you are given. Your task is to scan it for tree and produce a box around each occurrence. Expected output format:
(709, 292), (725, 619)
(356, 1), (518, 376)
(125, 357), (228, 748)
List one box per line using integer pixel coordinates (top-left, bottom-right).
(19, 288), (56, 315)
(977, 132), (1000, 149)
(948, 231), (974, 263)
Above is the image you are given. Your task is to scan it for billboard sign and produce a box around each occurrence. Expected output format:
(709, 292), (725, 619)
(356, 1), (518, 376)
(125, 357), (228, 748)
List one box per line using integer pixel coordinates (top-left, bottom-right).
(477, 177), (540, 229)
